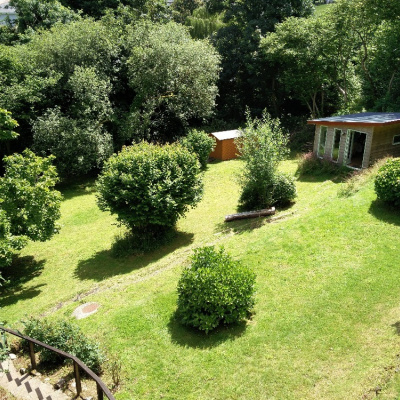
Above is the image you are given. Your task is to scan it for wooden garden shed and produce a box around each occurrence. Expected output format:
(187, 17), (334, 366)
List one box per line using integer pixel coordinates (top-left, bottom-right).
(308, 112), (400, 169)
(209, 129), (241, 161)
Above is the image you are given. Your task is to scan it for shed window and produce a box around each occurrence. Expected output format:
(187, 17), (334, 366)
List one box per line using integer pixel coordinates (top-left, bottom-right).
(393, 135), (400, 145)
(318, 126), (328, 157)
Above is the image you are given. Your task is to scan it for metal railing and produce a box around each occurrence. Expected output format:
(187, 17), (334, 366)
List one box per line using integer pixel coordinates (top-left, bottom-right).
(0, 326), (115, 400)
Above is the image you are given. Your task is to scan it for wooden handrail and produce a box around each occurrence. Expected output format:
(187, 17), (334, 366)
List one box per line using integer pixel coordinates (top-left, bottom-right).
(0, 326), (115, 400)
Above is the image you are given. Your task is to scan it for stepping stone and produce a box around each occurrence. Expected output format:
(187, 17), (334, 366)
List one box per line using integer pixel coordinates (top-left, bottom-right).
(72, 302), (100, 320)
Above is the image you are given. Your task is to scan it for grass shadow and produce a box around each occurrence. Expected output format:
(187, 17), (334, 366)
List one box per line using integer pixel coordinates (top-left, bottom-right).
(0, 256), (46, 307)
(74, 231), (194, 281)
(214, 217), (266, 236)
(167, 311), (247, 349)
(2, 256), (45, 290)
(368, 199), (400, 227)
(57, 177), (97, 201)
(296, 172), (349, 184)
(391, 321), (400, 335)
(0, 284), (45, 308)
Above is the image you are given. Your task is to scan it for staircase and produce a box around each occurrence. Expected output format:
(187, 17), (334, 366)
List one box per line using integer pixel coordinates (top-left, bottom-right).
(0, 358), (68, 400)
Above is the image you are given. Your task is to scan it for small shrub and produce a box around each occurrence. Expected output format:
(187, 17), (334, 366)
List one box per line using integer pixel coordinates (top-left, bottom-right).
(272, 172), (297, 206)
(238, 181), (272, 211)
(177, 246), (256, 333)
(22, 318), (105, 374)
(374, 158), (400, 207)
(296, 151), (350, 176)
(180, 129), (216, 169)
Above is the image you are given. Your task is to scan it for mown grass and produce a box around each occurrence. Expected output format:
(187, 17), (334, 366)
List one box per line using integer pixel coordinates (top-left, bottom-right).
(2, 157), (400, 399)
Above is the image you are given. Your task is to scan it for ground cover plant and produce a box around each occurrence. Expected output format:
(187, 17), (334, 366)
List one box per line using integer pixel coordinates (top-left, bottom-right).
(2, 157), (400, 399)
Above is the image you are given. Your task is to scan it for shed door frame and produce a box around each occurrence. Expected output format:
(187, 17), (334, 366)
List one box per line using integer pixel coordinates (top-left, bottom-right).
(345, 130), (367, 169)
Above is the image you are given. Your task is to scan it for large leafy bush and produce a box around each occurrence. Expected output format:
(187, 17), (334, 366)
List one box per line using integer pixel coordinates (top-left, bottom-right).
(23, 318), (104, 374)
(177, 246), (256, 333)
(96, 142), (203, 234)
(374, 158), (400, 207)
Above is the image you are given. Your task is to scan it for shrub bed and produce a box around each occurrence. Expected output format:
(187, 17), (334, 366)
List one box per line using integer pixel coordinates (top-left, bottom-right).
(23, 318), (105, 374)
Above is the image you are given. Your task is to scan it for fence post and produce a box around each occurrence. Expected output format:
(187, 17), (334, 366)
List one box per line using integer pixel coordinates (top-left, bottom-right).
(73, 360), (82, 395)
(97, 382), (104, 400)
(28, 341), (37, 370)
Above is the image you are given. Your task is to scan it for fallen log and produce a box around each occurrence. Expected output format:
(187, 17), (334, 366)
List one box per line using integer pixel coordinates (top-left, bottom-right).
(225, 207), (275, 222)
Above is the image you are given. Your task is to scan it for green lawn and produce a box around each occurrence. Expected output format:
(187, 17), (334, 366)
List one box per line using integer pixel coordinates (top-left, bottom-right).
(2, 157), (400, 399)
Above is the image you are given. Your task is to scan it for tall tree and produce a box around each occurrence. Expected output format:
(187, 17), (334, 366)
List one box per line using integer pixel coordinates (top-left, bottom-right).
(212, 0), (314, 120)
(124, 21), (220, 142)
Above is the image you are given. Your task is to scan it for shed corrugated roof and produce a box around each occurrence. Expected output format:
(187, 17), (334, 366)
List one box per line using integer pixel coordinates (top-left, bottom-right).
(308, 112), (400, 126)
(211, 129), (241, 141)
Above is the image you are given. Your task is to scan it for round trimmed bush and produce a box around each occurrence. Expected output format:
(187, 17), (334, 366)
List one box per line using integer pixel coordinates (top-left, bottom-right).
(96, 142), (203, 233)
(375, 158), (400, 206)
(177, 246), (256, 333)
(272, 172), (297, 206)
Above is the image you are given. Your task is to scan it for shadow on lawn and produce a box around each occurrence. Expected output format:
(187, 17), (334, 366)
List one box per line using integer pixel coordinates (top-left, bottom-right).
(368, 200), (400, 226)
(167, 311), (247, 349)
(57, 177), (97, 201)
(391, 321), (400, 335)
(74, 231), (194, 281)
(0, 256), (46, 307)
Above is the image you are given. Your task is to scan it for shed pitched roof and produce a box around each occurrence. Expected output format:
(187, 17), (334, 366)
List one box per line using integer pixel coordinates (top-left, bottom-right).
(210, 129), (241, 141)
(308, 112), (400, 127)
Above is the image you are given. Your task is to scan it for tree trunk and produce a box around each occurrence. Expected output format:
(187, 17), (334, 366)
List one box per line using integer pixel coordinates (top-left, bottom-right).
(225, 207), (276, 222)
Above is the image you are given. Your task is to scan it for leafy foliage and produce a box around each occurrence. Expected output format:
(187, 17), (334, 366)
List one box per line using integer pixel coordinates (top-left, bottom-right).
(177, 246), (256, 333)
(0, 149), (61, 242)
(0, 108), (19, 141)
(374, 158), (400, 207)
(125, 21), (220, 142)
(236, 111), (293, 210)
(271, 172), (297, 206)
(23, 317), (105, 374)
(0, 209), (27, 270)
(10, 0), (80, 34)
(180, 129), (215, 169)
(96, 142), (203, 233)
(212, 0), (314, 119)
(33, 112), (113, 178)
(60, 0), (170, 19)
